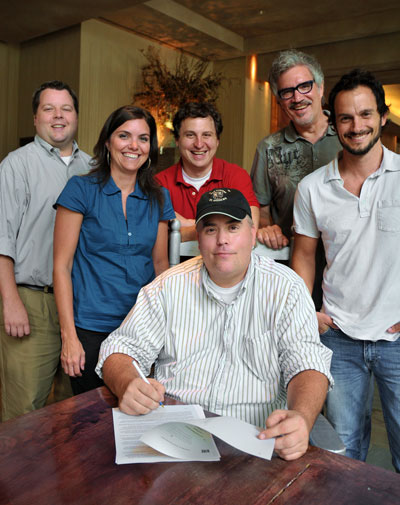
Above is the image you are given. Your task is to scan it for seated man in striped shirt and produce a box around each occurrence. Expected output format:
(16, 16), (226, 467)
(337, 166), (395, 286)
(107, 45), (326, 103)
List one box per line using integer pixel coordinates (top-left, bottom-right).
(96, 188), (332, 461)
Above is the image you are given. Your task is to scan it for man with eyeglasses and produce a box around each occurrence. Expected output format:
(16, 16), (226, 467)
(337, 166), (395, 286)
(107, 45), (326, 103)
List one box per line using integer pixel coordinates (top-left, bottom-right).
(251, 50), (340, 274)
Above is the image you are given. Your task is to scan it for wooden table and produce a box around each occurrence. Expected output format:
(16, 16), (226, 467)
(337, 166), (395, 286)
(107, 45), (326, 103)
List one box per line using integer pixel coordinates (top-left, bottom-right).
(0, 387), (399, 505)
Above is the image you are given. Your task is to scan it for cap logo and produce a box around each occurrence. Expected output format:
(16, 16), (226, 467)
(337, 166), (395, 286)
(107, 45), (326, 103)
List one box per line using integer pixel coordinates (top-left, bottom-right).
(208, 189), (231, 202)
(195, 187), (250, 225)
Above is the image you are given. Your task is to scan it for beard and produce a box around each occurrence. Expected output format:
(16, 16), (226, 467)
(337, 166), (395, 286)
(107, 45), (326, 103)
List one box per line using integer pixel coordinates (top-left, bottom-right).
(288, 99), (315, 127)
(340, 124), (382, 156)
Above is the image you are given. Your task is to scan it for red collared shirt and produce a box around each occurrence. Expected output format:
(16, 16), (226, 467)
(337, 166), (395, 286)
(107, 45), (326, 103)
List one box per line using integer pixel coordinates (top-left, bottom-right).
(155, 157), (259, 218)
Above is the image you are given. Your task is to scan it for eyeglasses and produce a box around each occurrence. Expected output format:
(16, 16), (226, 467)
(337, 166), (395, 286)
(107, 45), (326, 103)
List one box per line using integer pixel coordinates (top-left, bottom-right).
(277, 80), (314, 100)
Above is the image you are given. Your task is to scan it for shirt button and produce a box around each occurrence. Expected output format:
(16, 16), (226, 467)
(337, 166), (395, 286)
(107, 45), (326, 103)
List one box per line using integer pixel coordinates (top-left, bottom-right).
(192, 191), (196, 196)
(128, 232), (132, 236)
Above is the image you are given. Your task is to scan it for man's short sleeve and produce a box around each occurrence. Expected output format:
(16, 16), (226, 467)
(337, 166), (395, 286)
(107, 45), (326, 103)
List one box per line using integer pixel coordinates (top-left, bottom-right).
(293, 180), (320, 239)
(277, 276), (333, 388)
(250, 139), (272, 207)
(0, 156), (27, 259)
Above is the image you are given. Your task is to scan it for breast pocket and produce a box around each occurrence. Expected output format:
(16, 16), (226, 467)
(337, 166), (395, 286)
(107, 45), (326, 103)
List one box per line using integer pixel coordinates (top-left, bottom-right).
(321, 217), (352, 265)
(377, 200), (400, 232)
(242, 331), (277, 382)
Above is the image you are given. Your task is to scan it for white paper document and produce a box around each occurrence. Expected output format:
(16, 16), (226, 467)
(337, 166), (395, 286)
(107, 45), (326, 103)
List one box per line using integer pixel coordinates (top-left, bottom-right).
(112, 405), (275, 464)
(113, 405), (219, 464)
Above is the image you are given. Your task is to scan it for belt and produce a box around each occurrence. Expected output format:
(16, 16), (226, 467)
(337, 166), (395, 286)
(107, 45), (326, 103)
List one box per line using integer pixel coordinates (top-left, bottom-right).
(18, 284), (54, 294)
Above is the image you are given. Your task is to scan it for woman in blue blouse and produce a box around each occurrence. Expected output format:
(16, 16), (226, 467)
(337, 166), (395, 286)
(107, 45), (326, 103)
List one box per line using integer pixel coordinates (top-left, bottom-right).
(53, 105), (175, 394)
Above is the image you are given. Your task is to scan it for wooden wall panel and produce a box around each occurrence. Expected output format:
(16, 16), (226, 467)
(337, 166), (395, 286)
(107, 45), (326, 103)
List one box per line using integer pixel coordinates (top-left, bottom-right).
(18, 26), (81, 142)
(215, 57), (271, 172)
(381, 130), (397, 153)
(0, 43), (19, 161)
(243, 74), (271, 173)
(214, 58), (246, 167)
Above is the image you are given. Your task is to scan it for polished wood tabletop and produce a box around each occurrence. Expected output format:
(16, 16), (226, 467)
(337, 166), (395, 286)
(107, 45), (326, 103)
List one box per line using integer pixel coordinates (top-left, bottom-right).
(0, 387), (399, 505)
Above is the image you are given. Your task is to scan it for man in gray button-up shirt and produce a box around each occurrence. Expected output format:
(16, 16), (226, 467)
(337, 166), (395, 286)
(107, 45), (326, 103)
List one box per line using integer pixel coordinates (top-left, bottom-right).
(0, 80), (90, 420)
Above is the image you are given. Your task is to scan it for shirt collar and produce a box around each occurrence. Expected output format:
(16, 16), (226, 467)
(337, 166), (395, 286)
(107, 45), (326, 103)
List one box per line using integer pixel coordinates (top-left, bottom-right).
(284, 110), (336, 143)
(102, 176), (148, 199)
(35, 134), (79, 157)
(324, 154), (342, 183)
(375, 145), (400, 175)
(324, 145), (400, 184)
(176, 157), (223, 185)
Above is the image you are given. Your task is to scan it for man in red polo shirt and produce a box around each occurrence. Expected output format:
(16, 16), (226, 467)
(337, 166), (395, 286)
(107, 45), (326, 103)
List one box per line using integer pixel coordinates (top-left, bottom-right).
(156, 102), (259, 241)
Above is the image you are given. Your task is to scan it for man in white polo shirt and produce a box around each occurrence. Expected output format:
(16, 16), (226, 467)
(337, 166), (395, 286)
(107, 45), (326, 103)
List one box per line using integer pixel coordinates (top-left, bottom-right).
(292, 69), (400, 472)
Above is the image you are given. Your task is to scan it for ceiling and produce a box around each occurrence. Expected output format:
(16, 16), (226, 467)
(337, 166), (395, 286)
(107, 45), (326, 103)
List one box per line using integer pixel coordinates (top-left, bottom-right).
(1, 1), (400, 117)
(2, 0), (399, 61)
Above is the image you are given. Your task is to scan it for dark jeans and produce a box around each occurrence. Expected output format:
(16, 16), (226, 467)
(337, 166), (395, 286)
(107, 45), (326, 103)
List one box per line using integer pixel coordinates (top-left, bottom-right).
(70, 327), (109, 395)
(321, 328), (400, 472)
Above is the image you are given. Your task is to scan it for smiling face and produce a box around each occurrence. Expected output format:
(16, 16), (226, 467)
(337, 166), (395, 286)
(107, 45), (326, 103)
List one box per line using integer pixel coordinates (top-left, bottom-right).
(277, 65), (324, 128)
(334, 85), (387, 157)
(106, 119), (150, 180)
(33, 88), (78, 155)
(176, 116), (219, 177)
(197, 214), (256, 288)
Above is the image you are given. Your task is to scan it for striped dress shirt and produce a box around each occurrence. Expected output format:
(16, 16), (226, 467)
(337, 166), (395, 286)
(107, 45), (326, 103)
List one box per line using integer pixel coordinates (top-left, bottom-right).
(97, 253), (332, 428)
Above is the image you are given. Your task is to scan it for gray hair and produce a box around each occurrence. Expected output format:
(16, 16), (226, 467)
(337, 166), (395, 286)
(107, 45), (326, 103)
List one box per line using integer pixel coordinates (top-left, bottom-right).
(269, 50), (324, 97)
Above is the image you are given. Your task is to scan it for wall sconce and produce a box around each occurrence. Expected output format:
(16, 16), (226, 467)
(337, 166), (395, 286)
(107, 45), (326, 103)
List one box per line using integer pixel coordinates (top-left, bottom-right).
(250, 55), (257, 82)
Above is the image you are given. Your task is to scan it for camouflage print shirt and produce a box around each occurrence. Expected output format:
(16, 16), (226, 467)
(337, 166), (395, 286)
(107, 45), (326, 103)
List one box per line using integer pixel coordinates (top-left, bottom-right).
(251, 119), (340, 238)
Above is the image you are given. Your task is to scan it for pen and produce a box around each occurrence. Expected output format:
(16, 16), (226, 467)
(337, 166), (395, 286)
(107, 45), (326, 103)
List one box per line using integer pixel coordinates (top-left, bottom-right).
(132, 360), (164, 407)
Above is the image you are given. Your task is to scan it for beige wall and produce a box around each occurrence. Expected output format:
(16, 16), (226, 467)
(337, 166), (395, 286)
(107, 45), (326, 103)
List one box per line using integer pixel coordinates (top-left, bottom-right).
(0, 43), (20, 160)
(18, 26), (81, 141)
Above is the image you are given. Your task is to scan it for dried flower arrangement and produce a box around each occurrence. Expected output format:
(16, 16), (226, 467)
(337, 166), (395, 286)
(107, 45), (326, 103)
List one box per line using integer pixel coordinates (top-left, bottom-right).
(133, 46), (224, 132)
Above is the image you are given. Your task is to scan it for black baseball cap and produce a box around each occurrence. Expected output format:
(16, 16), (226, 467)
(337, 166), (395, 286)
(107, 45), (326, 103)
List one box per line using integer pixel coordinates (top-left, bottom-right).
(195, 188), (251, 224)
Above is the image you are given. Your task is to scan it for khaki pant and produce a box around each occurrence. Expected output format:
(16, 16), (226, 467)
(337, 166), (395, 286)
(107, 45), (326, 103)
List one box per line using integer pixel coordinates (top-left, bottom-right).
(0, 287), (72, 421)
